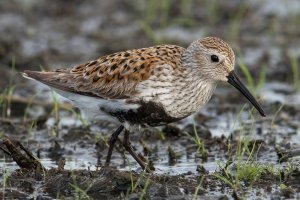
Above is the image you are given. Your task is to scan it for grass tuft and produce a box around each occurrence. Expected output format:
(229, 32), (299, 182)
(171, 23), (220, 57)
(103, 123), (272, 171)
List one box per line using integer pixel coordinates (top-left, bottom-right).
(192, 175), (206, 200)
(184, 123), (207, 161)
(237, 57), (267, 101)
(289, 53), (300, 91)
(2, 167), (11, 200)
(1, 58), (17, 118)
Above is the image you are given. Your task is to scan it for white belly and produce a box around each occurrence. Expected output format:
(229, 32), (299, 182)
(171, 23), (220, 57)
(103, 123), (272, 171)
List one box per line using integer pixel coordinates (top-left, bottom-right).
(52, 89), (140, 124)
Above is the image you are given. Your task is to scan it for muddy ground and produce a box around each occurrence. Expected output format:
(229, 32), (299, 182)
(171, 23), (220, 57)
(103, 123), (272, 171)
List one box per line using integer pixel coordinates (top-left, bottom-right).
(1, 0), (300, 199)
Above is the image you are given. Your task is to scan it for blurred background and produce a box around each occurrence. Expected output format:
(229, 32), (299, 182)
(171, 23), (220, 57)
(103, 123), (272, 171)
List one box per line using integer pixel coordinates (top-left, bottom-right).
(1, 2), (300, 197)
(1, 0), (300, 90)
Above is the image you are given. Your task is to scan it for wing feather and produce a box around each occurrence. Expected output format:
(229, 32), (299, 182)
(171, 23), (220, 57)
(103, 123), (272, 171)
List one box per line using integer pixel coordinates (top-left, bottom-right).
(23, 45), (185, 99)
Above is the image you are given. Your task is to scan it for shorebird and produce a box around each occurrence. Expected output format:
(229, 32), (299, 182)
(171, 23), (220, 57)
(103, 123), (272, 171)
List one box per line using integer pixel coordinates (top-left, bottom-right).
(23, 37), (265, 172)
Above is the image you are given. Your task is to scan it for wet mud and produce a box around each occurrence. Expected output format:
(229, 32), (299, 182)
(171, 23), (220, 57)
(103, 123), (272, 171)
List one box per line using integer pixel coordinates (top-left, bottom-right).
(1, 104), (300, 199)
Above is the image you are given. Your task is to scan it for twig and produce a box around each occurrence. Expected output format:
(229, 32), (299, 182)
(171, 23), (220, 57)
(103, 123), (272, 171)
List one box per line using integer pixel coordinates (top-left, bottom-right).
(2, 137), (46, 171)
(0, 146), (12, 157)
(16, 141), (36, 160)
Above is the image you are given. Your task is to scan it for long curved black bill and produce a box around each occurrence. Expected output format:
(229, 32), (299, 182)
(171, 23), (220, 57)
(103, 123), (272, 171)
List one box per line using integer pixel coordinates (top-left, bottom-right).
(227, 71), (266, 117)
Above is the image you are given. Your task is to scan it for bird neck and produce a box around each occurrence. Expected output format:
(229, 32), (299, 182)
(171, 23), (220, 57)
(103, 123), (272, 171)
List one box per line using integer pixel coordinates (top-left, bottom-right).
(163, 57), (217, 118)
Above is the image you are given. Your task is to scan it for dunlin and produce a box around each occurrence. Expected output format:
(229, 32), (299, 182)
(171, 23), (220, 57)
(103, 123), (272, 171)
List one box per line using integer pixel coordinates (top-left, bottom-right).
(23, 37), (265, 172)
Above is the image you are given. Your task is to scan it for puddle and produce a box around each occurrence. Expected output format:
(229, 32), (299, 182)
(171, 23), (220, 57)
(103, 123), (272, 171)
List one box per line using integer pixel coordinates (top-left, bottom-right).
(2, 81), (300, 200)
(1, 83), (299, 197)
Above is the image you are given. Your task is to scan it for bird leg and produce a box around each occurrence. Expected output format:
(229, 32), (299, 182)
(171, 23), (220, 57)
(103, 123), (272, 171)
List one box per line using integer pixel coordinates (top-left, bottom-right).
(105, 125), (124, 167)
(123, 129), (151, 173)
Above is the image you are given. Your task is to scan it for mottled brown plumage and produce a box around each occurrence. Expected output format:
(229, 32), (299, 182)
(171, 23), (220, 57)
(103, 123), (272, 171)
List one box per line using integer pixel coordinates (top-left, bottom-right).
(25, 45), (185, 99)
(23, 37), (265, 172)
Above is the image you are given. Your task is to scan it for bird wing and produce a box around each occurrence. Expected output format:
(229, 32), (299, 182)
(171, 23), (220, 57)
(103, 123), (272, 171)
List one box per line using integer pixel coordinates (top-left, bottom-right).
(24, 45), (185, 99)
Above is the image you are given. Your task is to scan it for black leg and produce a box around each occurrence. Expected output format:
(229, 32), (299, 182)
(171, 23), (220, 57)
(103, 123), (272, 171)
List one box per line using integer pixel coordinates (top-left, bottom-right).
(123, 129), (151, 172)
(105, 125), (124, 167)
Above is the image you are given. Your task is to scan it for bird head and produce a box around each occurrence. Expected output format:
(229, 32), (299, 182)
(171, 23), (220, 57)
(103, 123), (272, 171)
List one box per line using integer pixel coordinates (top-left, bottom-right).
(186, 37), (266, 117)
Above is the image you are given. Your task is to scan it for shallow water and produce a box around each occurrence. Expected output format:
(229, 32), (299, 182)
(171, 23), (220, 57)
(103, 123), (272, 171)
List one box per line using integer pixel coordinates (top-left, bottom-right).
(2, 82), (299, 178)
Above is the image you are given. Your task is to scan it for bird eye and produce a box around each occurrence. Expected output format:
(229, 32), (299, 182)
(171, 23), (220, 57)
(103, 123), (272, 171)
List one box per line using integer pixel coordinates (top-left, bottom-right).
(211, 55), (219, 62)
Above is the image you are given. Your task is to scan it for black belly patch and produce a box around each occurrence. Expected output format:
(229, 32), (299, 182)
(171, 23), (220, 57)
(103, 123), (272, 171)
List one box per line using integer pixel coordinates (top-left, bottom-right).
(99, 101), (185, 126)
